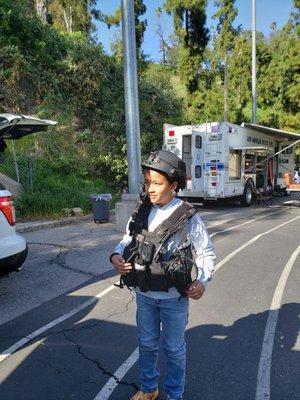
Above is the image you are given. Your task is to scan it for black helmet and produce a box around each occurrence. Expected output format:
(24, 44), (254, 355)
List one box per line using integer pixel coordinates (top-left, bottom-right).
(142, 150), (186, 190)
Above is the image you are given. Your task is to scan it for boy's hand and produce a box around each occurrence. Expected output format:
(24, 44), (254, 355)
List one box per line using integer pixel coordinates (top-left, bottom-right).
(111, 254), (132, 275)
(186, 280), (205, 300)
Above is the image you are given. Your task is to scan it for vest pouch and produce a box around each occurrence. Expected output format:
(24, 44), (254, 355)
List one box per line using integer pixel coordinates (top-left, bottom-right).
(136, 270), (150, 292)
(163, 255), (193, 296)
(149, 272), (169, 292)
(137, 235), (155, 264)
(121, 240), (137, 288)
(122, 270), (138, 287)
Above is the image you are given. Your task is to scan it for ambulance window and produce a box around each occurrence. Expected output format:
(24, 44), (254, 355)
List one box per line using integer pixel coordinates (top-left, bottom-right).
(195, 165), (201, 178)
(195, 135), (202, 149)
(281, 145), (292, 154)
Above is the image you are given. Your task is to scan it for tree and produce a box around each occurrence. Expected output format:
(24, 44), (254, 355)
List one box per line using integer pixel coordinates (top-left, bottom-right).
(35, 0), (49, 22)
(155, 7), (170, 65)
(212, 0), (240, 121)
(164, 0), (209, 94)
(257, 25), (300, 130)
(48, 0), (102, 36)
(104, 0), (147, 57)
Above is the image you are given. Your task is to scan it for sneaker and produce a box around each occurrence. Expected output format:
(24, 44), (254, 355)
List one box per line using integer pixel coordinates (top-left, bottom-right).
(129, 388), (159, 400)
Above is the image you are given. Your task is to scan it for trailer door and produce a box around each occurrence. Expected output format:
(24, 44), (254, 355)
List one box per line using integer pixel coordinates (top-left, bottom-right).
(191, 131), (204, 193)
(277, 141), (295, 186)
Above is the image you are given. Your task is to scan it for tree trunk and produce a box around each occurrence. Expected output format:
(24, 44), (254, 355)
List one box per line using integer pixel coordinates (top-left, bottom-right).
(185, 9), (189, 47)
(35, 0), (48, 23)
(63, 6), (73, 33)
(155, 9), (169, 65)
(224, 50), (229, 121)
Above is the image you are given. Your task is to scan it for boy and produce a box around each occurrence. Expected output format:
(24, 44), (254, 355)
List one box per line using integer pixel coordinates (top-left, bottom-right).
(110, 150), (215, 400)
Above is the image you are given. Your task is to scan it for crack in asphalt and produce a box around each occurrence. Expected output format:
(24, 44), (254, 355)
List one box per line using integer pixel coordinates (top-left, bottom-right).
(28, 241), (100, 278)
(27, 241), (73, 250)
(47, 293), (138, 390)
(46, 292), (135, 337)
(2, 294), (138, 389)
(51, 250), (99, 278)
(63, 331), (138, 390)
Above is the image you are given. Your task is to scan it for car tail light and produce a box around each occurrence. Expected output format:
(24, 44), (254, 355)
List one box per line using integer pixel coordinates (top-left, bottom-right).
(0, 196), (16, 226)
(211, 182), (217, 187)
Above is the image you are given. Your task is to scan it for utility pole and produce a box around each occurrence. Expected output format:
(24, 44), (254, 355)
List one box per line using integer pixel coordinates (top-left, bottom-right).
(115, 0), (142, 231)
(121, 0), (141, 194)
(251, 0), (257, 124)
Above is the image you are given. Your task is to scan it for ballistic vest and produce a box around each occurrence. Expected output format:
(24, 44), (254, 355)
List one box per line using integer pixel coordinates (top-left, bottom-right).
(120, 201), (197, 296)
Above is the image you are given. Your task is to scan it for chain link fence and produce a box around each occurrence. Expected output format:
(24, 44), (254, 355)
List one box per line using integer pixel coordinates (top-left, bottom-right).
(0, 147), (34, 193)
(0, 140), (115, 218)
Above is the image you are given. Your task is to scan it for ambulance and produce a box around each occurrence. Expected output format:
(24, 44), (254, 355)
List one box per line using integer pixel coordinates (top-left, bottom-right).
(163, 122), (300, 206)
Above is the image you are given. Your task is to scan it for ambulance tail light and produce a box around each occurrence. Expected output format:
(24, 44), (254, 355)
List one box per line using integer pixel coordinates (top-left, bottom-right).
(168, 130), (175, 137)
(211, 182), (217, 187)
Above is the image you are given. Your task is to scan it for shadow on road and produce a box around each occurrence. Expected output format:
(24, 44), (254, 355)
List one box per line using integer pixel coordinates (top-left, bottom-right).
(185, 302), (300, 400)
(0, 301), (299, 400)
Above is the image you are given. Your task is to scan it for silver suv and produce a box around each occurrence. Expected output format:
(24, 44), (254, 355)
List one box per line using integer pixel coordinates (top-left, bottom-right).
(0, 184), (27, 277)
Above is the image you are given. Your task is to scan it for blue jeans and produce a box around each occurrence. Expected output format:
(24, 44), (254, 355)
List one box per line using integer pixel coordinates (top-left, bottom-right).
(136, 293), (189, 400)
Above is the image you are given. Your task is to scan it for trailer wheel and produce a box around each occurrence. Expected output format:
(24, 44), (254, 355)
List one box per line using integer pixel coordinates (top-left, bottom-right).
(241, 181), (254, 206)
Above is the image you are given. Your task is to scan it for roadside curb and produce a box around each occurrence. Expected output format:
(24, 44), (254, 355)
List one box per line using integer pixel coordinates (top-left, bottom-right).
(16, 210), (116, 233)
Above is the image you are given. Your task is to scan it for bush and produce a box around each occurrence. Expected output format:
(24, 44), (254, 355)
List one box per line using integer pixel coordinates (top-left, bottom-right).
(14, 158), (114, 218)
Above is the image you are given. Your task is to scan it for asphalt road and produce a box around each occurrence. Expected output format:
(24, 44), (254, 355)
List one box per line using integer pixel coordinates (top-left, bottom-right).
(0, 202), (299, 400)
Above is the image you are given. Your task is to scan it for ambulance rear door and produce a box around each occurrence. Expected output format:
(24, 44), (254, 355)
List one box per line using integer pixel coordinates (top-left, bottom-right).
(191, 130), (205, 194)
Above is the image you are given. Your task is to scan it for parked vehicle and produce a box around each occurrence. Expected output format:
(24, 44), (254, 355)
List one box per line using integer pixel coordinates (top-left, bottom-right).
(0, 185), (27, 277)
(0, 113), (57, 277)
(163, 122), (300, 206)
(0, 113), (57, 152)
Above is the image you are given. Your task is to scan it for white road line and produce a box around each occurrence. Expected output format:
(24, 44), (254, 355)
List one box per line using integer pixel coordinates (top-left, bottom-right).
(214, 215), (300, 272)
(210, 210), (281, 238)
(0, 211), (297, 393)
(93, 214), (300, 400)
(94, 347), (139, 400)
(291, 332), (300, 351)
(0, 284), (116, 364)
(255, 244), (300, 400)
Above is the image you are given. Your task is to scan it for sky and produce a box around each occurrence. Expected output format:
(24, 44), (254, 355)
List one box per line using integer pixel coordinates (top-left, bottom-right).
(95, 0), (295, 61)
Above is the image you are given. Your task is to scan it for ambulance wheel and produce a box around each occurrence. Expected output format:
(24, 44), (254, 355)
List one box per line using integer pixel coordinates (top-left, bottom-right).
(241, 182), (254, 206)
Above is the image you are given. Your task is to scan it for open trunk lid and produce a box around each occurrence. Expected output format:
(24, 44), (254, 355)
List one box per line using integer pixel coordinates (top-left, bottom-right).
(0, 113), (57, 140)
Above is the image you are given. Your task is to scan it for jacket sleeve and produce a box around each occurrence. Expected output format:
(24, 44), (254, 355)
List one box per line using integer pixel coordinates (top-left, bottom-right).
(188, 214), (216, 288)
(114, 217), (133, 256)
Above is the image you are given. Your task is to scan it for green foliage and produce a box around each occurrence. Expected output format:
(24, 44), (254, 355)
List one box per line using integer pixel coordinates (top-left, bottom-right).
(104, 0), (147, 57)
(0, 0), (69, 111)
(0, 0), (185, 218)
(48, 0), (101, 35)
(256, 24), (300, 130)
(0, 0), (299, 219)
(164, 0), (209, 94)
(14, 159), (110, 218)
(139, 64), (184, 152)
(212, 0), (240, 120)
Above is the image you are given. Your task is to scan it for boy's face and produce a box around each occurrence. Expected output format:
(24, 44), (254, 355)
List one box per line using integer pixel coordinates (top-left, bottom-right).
(144, 169), (178, 207)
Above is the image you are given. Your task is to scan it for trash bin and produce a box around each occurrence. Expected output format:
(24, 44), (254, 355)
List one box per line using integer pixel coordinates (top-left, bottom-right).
(89, 193), (112, 223)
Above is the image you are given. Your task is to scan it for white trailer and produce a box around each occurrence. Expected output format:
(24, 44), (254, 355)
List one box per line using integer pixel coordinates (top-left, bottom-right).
(163, 122), (300, 206)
